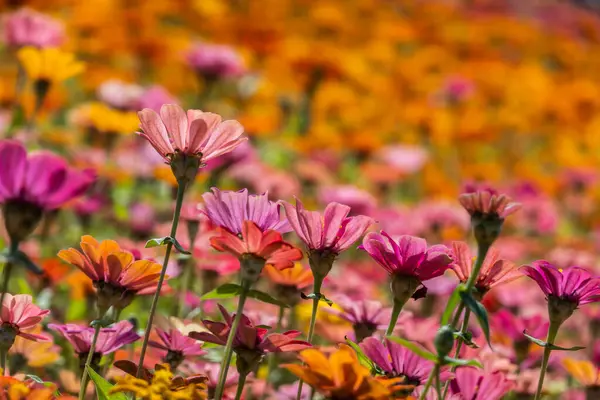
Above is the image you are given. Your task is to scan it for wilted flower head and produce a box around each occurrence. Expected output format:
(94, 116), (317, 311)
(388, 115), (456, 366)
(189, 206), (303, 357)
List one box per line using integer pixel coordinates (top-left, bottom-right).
(202, 188), (290, 235)
(449, 367), (513, 400)
(360, 233), (453, 303)
(186, 42), (245, 79)
(190, 305), (310, 374)
(451, 241), (520, 297)
(148, 327), (205, 370)
(0, 294), (50, 345)
(0, 140), (95, 243)
(3, 8), (64, 48)
(137, 105), (246, 180)
(58, 235), (165, 312)
(521, 261), (600, 324)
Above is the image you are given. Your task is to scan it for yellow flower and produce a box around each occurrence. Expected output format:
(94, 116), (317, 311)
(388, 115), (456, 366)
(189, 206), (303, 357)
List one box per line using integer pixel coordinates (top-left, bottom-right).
(87, 102), (139, 135)
(17, 47), (84, 84)
(9, 326), (60, 368)
(111, 364), (207, 400)
(563, 358), (600, 387)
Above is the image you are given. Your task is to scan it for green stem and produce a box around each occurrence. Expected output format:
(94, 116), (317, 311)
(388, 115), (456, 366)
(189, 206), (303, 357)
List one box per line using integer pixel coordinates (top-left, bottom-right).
(385, 298), (407, 338)
(0, 261), (14, 310)
(296, 276), (323, 400)
(136, 182), (186, 377)
(441, 308), (471, 400)
(78, 323), (101, 400)
(534, 322), (560, 400)
(419, 363), (438, 400)
(1, 349), (6, 375)
(261, 307), (285, 400)
(464, 242), (490, 292)
(234, 372), (248, 400)
(214, 280), (251, 400)
(176, 259), (194, 317)
(101, 308), (123, 377)
(435, 367), (443, 399)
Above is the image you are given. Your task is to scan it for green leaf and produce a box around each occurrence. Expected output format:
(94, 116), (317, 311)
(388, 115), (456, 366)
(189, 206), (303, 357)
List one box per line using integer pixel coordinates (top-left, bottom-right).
(441, 286), (463, 326)
(201, 283), (289, 307)
(453, 331), (479, 349)
(300, 292), (333, 306)
(523, 331), (585, 351)
(87, 368), (127, 400)
(459, 291), (492, 349)
(145, 236), (190, 255)
(386, 336), (438, 362)
(25, 374), (45, 384)
(443, 356), (483, 368)
(345, 337), (375, 370)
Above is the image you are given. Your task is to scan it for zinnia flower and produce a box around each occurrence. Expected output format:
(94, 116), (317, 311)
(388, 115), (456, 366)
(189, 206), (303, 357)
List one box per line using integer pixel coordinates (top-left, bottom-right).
(9, 325), (60, 370)
(0, 294), (50, 345)
(202, 188), (290, 234)
(17, 46), (84, 84)
(563, 358), (600, 387)
(521, 261), (600, 324)
(360, 233), (453, 303)
(360, 337), (451, 395)
(2, 8), (64, 48)
(137, 104), (246, 167)
(283, 344), (400, 400)
(148, 327), (205, 370)
(186, 42), (245, 80)
(449, 367), (513, 400)
(190, 305), (310, 375)
(324, 297), (392, 342)
(491, 310), (548, 365)
(58, 235), (165, 313)
(210, 220), (302, 283)
(49, 321), (139, 370)
(451, 241), (520, 297)
(264, 263), (313, 306)
(0, 140), (95, 243)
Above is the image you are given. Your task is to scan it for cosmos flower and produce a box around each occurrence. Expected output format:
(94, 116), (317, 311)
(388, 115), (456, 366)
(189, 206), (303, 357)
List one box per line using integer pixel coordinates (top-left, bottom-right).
(137, 104), (246, 164)
(283, 344), (400, 400)
(2, 8), (64, 48)
(148, 327), (206, 370)
(202, 188), (290, 234)
(451, 241), (520, 296)
(0, 294), (50, 343)
(58, 235), (165, 311)
(449, 367), (513, 400)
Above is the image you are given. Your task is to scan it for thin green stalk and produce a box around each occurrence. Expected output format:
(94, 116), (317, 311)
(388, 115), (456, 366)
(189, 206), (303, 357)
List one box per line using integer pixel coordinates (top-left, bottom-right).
(385, 298), (407, 338)
(214, 280), (251, 400)
(78, 323), (101, 400)
(176, 259), (194, 317)
(419, 364), (438, 400)
(136, 182), (186, 377)
(261, 307), (285, 400)
(534, 322), (560, 400)
(0, 349), (6, 375)
(435, 367), (443, 399)
(101, 308), (122, 377)
(296, 277), (323, 400)
(441, 308), (471, 399)
(0, 261), (14, 310)
(234, 373), (248, 400)
(464, 243), (490, 292)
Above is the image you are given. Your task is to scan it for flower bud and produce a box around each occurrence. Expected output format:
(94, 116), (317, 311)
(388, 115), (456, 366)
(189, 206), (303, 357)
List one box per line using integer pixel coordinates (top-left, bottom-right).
(170, 153), (201, 186)
(2, 200), (43, 244)
(547, 295), (577, 326)
(434, 325), (455, 358)
(390, 274), (421, 305)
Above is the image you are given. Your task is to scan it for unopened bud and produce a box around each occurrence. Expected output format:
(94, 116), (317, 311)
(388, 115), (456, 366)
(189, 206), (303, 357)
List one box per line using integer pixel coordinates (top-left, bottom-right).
(434, 325), (455, 358)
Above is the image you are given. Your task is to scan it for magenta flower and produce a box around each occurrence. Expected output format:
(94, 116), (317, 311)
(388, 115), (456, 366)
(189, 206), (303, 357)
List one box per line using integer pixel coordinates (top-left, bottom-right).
(137, 104), (246, 164)
(2, 8), (64, 48)
(451, 241), (520, 296)
(282, 199), (374, 254)
(360, 337), (451, 389)
(0, 140), (95, 242)
(324, 296), (392, 342)
(449, 367), (513, 400)
(189, 305), (310, 374)
(186, 42), (245, 79)
(49, 321), (139, 356)
(202, 188), (290, 234)
(0, 294), (50, 343)
(491, 310), (548, 365)
(149, 327), (205, 369)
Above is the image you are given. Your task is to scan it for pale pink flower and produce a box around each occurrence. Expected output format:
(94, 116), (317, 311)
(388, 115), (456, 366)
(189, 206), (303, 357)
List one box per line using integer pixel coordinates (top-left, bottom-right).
(2, 8), (64, 48)
(186, 42), (245, 79)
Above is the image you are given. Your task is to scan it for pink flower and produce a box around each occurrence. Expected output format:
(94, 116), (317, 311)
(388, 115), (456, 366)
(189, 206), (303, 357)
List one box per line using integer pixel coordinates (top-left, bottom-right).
(2, 8), (64, 48)
(491, 310), (548, 344)
(318, 185), (377, 216)
(324, 296), (392, 342)
(148, 327), (205, 369)
(137, 85), (179, 112)
(0, 140), (95, 211)
(459, 187), (521, 219)
(281, 199), (374, 254)
(449, 367), (513, 400)
(360, 233), (453, 281)
(96, 79), (143, 110)
(186, 42), (245, 79)
(375, 145), (429, 174)
(202, 188), (290, 235)
(521, 261), (600, 306)
(0, 294), (50, 342)
(49, 321), (139, 355)
(137, 104), (246, 163)
(451, 241), (520, 295)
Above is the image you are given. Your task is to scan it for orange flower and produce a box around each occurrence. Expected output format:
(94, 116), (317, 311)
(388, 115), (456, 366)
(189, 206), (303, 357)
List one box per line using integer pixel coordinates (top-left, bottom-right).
(284, 344), (399, 400)
(58, 235), (165, 312)
(9, 325), (60, 369)
(264, 263), (314, 290)
(563, 358), (600, 387)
